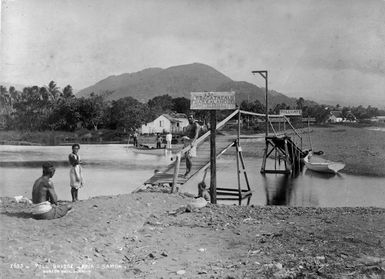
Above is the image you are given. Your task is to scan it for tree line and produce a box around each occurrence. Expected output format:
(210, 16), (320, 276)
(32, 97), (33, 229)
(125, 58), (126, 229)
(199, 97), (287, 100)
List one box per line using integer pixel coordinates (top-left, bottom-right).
(0, 82), (190, 132)
(1, 82), (384, 132)
(240, 97), (385, 124)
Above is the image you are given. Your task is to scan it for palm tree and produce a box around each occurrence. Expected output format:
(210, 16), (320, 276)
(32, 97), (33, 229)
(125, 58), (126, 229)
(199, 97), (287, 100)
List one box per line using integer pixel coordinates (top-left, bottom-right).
(62, 85), (74, 99)
(47, 81), (61, 101)
(0, 86), (12, 114)
(296, 97), (304, 110)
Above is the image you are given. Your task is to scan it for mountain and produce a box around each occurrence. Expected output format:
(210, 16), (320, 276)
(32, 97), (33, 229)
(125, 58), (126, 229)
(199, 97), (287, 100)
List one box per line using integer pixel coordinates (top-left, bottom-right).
(77, 63), (232, 102)
(77, 63), (314, 108)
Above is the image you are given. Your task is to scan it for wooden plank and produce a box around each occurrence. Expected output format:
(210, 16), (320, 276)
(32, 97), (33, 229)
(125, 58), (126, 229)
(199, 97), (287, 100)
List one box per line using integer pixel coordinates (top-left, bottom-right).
(210, 110), (217, 204)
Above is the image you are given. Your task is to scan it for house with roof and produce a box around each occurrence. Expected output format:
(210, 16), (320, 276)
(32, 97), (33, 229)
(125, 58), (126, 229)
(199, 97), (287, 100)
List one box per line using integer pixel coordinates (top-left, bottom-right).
(328, 111), (343, 123)
(343, 111), (357, 122)
(140, 113), (189, 134)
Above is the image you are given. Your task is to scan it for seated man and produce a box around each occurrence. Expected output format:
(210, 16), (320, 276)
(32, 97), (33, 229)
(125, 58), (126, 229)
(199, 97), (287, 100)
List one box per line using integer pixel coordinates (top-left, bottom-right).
(31, 162), (72, 220)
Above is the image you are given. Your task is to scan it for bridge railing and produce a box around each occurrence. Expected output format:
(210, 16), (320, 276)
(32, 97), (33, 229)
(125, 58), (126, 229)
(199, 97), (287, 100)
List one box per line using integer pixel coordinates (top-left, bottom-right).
(170, 109), (240, 192)
(170, 109), (304, 192)
(239, 110), (303, 150)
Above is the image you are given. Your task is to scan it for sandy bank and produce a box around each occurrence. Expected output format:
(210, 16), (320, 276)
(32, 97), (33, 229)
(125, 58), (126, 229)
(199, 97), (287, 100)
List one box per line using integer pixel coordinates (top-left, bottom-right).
(1, 191), (384, 278)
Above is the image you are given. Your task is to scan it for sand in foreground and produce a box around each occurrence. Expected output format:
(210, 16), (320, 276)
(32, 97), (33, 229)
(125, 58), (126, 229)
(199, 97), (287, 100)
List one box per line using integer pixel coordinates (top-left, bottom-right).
(1, 191), (385, 278)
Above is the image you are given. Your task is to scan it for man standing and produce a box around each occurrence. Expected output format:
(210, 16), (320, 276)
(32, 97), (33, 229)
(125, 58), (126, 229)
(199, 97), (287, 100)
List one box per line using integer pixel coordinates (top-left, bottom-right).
(166, 132), (172, 149)
(133, 130), (138, 147)
(182, 114), (200, 177)
(31, 162), (72, 220)
(156, 133), (162, 148)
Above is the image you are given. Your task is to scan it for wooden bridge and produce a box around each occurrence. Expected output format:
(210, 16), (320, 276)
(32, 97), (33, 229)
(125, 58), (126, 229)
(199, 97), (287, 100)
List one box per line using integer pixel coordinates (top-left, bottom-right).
(144, 110), (240, 187)
(139, 109), (308, 204)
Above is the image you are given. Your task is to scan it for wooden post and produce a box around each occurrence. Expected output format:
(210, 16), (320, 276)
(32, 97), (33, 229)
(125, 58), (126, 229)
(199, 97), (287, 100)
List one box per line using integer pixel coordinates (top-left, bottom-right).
(190, 91), (235, 203)
(210, 110), (217, 204)
(171, 153), (181, 193)
(261, 140), (268, 173)
(236, 110), (241, 205)
(265, 72), (268, 137)
(236, 145), (242, 205)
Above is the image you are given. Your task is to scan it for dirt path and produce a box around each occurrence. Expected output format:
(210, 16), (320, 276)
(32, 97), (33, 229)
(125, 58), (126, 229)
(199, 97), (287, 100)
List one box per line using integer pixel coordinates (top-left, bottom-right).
(1, 192), (385, 278)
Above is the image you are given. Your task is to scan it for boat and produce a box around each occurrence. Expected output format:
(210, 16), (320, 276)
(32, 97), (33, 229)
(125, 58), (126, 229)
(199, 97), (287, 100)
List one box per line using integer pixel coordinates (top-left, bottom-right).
(304, 152), (345, 174)
(131, 144), (181, 155)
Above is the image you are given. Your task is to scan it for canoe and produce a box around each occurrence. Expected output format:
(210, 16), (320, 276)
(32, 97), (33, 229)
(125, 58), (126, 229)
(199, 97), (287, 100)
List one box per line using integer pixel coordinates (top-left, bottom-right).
(131, 146), (180, 155)
(304, 152), (345, 174)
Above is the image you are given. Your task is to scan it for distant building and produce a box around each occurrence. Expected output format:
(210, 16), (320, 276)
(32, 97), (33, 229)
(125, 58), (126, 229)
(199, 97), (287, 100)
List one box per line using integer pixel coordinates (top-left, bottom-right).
(140, 113), (189, 134)
(343, 111), (357, 123)
(328, 111), (343, 123)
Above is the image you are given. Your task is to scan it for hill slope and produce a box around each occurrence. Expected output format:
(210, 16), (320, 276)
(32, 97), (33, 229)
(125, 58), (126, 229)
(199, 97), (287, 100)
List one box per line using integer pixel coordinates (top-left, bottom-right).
(77, 63), (313, 107)
(77, 63), (232, 102)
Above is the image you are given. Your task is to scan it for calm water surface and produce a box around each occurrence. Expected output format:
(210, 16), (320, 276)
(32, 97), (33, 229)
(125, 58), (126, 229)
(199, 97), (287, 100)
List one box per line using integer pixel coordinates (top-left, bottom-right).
(1, 144), (384, 207)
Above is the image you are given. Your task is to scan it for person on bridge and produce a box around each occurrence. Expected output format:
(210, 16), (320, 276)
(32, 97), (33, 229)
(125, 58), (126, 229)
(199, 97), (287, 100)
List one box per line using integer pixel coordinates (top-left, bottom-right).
(182, 114), (200, 178)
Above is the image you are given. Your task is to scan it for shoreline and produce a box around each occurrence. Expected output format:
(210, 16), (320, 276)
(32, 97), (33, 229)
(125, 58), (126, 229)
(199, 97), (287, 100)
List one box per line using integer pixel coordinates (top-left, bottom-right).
(1, 190), (384, 278)
(2, 125), (385, 177)
(2, 144), (385, 179)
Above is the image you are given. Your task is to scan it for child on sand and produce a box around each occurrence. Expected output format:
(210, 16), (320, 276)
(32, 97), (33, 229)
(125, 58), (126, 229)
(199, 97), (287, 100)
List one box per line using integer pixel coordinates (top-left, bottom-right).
(68, 144), (84, 202)
(197, 181), (210, 203)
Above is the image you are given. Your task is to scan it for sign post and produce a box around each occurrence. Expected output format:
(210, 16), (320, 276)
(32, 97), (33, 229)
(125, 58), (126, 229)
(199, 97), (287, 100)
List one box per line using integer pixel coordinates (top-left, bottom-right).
(209, 110), (217, 204)
(191, 91), (235, 204)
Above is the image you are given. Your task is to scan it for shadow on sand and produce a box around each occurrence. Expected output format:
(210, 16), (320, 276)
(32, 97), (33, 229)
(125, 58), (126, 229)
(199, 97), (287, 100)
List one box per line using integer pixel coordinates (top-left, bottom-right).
(1, 211), (32, 219)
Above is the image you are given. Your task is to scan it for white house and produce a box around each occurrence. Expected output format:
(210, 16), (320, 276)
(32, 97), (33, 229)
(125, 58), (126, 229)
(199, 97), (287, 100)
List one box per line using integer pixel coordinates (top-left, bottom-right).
(328, 111), (343, 123)
(140, 113), (189, 134)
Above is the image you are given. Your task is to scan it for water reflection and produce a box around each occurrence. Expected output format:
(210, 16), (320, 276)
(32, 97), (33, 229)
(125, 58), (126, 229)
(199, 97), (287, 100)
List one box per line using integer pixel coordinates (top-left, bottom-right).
(304, 169), (338, 179)
(263, 174), (293, 206)
(1, 145), (384, 207)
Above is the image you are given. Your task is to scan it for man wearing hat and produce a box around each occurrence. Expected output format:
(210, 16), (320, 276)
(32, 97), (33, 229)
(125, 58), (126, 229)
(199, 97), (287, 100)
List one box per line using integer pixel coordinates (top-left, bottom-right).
(31, 162), (72, 220)
(182, 114), (200, 177)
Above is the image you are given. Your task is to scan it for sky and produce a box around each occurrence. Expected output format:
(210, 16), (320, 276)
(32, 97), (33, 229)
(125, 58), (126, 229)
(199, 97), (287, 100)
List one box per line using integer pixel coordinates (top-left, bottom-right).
(1, 0), (384, 107)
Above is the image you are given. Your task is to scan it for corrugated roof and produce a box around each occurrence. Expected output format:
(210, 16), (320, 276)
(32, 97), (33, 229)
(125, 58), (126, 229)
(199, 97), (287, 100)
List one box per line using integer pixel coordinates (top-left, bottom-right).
(330, 111), (343, 117)
(162, 113), (186, 123)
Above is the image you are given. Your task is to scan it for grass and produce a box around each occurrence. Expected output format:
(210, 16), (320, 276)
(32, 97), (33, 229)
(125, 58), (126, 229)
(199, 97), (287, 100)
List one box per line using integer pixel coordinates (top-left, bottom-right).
(309, 125), (385, 177)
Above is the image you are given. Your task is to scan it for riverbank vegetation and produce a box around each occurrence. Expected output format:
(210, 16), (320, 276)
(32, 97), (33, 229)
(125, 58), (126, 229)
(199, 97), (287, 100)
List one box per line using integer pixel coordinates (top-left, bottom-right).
(0, 82), (192, 132)
(1, 82), (384, 134)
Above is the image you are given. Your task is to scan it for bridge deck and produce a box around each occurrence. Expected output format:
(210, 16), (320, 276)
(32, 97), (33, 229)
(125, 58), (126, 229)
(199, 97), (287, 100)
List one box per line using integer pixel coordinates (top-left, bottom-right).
(144, 134), (235, 185)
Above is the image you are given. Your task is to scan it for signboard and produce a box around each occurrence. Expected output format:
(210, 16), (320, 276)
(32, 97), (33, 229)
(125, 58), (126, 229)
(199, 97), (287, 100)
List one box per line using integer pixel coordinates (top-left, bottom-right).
(279, 109), (302, 116)
(191, 91), (236, 110)
(302, 117), (316, 123)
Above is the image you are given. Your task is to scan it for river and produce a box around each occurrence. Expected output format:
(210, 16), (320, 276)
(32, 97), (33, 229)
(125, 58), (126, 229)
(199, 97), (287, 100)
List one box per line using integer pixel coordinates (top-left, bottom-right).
(1, 144), (384, 207)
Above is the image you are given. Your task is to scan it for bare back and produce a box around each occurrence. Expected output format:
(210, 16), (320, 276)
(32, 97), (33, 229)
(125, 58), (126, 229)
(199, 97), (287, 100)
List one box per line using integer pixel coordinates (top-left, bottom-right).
(32, 176), (57, 204)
